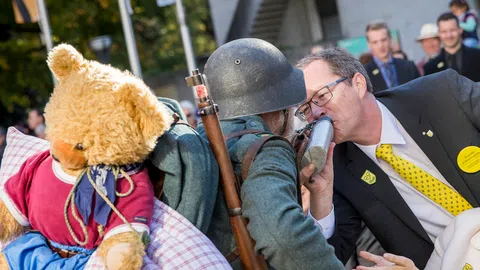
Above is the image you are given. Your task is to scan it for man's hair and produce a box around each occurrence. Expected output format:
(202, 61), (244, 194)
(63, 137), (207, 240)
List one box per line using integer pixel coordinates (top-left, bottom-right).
(449, 0), (469, 10)
(296, 47), (374, 93)
(365, 20), (391, 40)
(437, 12), (460, 26)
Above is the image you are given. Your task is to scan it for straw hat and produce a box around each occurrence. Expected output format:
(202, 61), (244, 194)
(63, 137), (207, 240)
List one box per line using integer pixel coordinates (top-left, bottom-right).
(416, 23), (439, 41)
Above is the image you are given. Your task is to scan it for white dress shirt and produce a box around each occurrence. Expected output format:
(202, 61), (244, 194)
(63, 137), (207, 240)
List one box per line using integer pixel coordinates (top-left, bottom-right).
(320, 101), (455, 243)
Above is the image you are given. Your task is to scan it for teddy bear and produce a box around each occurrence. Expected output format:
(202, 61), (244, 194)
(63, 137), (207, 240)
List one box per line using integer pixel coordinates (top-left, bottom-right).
(0, 43), (172, 269)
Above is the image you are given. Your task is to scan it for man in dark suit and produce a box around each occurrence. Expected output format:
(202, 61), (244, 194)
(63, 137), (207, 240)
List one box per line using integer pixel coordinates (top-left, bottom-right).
(363, 21), (420, 93)
(424, 12), (480, 82)
(296, 47), (479, 269)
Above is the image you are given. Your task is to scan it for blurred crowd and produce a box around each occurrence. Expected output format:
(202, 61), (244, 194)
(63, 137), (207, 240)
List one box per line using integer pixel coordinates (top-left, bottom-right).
(0, 108), (45, 166)
(178, 0), (480, 134)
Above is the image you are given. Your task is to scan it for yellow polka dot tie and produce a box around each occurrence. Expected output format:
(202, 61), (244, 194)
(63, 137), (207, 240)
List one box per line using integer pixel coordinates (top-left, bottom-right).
(376, 144), (472, 216)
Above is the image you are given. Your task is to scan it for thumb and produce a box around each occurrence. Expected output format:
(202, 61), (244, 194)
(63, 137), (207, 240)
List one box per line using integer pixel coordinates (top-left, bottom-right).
(300, 163), (316, 185)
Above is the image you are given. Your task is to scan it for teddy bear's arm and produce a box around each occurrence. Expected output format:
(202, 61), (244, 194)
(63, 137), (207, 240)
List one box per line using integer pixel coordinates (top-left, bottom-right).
(97, 231), (145, 270)
(0, 152), (38, 241)
(0, 201), (24, 241)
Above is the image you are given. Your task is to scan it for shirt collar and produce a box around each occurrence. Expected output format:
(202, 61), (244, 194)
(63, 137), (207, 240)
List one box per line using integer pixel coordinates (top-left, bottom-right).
(354, 101), (406, 161)
(373, 55), (394, 66)
(444, 46), (462, 57)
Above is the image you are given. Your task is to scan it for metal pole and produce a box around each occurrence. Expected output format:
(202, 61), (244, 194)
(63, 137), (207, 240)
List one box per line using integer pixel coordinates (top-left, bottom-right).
(175, 0), (197, 102)
(36, 0), (56, 85)
(118, 0), (142, 78)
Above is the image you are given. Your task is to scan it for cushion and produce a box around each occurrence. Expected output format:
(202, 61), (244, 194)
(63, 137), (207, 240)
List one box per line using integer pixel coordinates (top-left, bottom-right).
(0, 127), (230, 269)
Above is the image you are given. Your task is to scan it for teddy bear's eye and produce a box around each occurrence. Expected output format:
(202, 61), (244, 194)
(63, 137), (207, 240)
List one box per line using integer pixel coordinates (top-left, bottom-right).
(75, 143), (84, 151)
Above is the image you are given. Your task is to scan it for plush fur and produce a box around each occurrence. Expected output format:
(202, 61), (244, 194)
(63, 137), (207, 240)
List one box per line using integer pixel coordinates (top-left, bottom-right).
(97, 232), (145, 270)
(44, 44), (172, 167)
(0, 44), (173, 269)
(0, 202), (24, 242)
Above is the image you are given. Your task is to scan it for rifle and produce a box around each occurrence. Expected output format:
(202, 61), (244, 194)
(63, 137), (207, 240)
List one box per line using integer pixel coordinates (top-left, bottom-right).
(185, 69), (267, 270)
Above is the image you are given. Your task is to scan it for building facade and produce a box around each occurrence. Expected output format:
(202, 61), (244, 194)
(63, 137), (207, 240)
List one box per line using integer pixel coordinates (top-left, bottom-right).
(208, 0), (480, 63)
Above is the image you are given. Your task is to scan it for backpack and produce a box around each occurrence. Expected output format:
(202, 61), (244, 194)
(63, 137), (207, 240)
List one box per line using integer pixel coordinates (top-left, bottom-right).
(147, 97), (220, 234)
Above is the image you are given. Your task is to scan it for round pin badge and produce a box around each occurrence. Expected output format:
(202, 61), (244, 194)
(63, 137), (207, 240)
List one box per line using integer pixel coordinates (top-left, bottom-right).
(457, 146), (480, 173)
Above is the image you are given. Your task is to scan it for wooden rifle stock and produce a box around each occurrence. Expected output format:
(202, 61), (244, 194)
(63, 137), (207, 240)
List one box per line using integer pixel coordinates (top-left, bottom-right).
(186, 70), (267, 270)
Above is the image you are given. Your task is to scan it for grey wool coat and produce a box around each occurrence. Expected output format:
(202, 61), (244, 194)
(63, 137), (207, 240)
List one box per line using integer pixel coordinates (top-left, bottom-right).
(149, 97), (220, 234)
(198, 115), (343, 270)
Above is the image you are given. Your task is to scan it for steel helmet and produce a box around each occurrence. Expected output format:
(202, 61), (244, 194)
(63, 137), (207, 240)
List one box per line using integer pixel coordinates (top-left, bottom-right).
(204, 38), (306, 120)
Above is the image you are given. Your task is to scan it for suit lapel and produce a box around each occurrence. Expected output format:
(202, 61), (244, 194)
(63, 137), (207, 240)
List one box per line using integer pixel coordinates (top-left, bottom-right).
(436, 50), (448, 72)
(368, 61), (387, 91)
(461, 45), (469, 76)
(379, 99), (479, 207)
(344, 143), (432, 243)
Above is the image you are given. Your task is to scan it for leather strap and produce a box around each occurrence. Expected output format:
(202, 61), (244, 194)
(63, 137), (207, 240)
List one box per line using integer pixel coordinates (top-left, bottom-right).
(172, 113), (191, 127)
(225, 248), (240, 263)
(224, 129), (265, 141)
(48, 241), (80, 258)
(241, 135), (292, 184)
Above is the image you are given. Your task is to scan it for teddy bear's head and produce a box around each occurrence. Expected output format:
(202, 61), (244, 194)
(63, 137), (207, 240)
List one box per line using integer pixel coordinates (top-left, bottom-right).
(44, 44), (173, 175)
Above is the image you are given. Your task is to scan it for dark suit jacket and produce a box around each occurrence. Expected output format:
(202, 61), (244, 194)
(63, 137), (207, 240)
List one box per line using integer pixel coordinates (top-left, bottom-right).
(328, 69), (480, 269)
(424, 45), (480, 82)
(364, 58), (421, 93)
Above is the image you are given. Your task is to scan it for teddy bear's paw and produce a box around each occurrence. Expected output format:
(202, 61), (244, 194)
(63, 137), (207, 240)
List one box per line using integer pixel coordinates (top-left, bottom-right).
(0, 253), (11, 270)
(98, 232), (145, 270)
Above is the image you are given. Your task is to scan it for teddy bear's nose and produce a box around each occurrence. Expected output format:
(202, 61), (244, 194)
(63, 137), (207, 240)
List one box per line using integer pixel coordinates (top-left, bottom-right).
(51, 139), (88, 170)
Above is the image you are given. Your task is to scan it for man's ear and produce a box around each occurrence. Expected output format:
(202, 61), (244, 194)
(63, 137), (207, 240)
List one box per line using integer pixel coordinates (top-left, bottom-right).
(114, 78), (173, 141)
(47, 43), (85, 81)
(353, 73), (369, 98)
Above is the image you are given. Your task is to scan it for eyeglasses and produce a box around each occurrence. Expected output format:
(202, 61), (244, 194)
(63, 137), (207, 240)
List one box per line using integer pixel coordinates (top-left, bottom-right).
(294, 77), (347, 122)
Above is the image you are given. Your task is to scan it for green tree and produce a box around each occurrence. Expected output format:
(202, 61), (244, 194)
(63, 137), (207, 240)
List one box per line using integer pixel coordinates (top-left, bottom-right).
(0, 0), (216, 126)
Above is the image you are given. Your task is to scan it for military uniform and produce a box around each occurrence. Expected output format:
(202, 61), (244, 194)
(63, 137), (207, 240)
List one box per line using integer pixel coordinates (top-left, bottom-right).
(199, 115), (343, 270)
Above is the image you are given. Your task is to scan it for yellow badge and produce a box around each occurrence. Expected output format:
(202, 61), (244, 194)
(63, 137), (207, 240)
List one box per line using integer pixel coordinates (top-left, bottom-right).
(372, 69), (380, 75)
(462, 263), (473, 270)
(422, 130), (434, 137)
(457, 146), (480, 173)
(361, 170), (376, 185)
(437, 61), (445, 69)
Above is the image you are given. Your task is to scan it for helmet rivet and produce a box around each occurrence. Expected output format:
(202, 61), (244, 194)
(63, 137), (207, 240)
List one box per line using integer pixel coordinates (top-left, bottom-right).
(234, 59), (241, 65)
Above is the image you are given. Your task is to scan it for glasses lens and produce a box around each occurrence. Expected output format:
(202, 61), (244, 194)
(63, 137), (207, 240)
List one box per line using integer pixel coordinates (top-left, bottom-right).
(295, 104), (310, 121)
(311, 88), (332, 107)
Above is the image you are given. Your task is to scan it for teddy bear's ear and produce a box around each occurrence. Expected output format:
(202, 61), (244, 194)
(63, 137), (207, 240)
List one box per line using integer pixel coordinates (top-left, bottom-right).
(47, 43), (84, 80)
(116, 79), (173, 140)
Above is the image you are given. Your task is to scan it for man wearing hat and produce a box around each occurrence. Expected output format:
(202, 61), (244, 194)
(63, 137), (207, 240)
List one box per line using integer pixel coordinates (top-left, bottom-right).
(416, 23), (441, 76)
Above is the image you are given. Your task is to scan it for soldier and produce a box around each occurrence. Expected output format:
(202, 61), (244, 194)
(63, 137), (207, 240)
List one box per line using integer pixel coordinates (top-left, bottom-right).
(198, 38), (344, 269)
